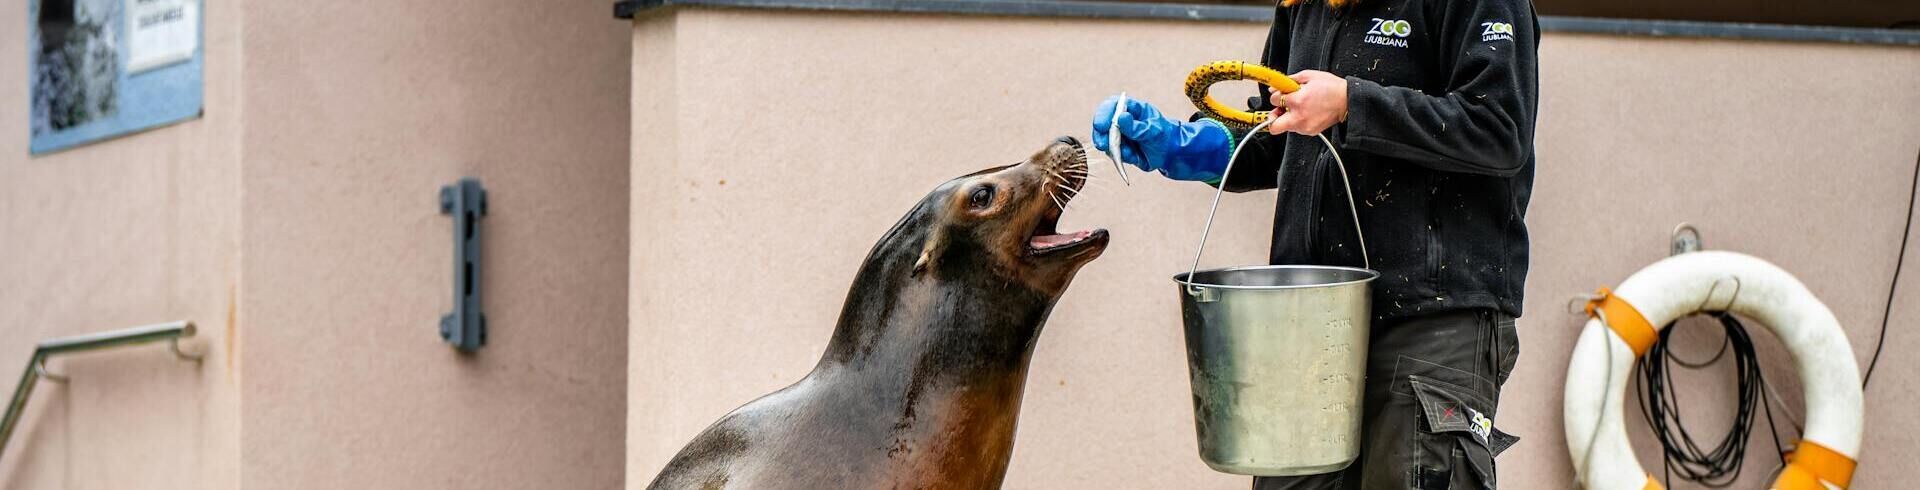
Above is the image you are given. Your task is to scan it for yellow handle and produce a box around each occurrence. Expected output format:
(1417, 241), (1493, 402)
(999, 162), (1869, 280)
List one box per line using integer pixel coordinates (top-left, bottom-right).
(1184, 61), (1300, 126)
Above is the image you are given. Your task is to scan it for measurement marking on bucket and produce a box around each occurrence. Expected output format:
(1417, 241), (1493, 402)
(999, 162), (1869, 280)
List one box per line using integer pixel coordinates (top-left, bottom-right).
(1321, 320), (1353, 354)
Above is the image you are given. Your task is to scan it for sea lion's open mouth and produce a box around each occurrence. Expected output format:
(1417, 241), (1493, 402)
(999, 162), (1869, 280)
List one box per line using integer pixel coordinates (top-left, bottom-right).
(1026, 137), (1109, 257)
(1028, 214), (1104, 256)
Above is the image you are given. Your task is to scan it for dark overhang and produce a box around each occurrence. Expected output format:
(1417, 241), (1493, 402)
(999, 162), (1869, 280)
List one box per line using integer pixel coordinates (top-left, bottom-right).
(615, 0), (1920, 46)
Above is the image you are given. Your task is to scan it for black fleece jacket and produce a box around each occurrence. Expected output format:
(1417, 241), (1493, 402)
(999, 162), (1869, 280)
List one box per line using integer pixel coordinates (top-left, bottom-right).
(1214, 0), (1540, 320)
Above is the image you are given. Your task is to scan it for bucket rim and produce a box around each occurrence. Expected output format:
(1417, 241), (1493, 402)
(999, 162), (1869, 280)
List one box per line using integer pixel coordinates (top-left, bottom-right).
(1171, 264), (1381, 290)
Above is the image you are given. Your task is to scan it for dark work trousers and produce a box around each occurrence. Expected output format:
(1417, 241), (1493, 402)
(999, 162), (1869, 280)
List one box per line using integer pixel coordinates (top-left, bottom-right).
(1254, 309), (1521, 490)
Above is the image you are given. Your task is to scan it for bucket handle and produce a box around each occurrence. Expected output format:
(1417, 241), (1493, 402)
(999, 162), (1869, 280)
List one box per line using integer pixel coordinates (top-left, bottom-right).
(1187, 121), (1371, 295)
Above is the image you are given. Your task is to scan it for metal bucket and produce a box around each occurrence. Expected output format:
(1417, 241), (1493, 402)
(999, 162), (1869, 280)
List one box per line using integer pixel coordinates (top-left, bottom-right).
(1173, 265), (1376, 476)
(1170, 129), (1377, 476)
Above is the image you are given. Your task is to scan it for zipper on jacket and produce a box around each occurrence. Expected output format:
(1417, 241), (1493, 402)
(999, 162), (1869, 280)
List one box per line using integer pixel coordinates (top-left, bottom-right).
(1426, 216), (1444, 290)
(1321, 5), (1347, 69)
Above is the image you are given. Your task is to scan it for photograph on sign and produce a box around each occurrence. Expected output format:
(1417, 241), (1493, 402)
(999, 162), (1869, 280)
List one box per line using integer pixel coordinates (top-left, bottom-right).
(29, 0), (203, 154)
(30, 0), (120, 134)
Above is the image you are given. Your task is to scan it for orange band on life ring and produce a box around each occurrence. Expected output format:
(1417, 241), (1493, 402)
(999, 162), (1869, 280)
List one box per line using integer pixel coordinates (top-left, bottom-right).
(1774, 440), (1856, 489)
(1584, 287), (1659, 357)
(1643, 474), (1666, 490)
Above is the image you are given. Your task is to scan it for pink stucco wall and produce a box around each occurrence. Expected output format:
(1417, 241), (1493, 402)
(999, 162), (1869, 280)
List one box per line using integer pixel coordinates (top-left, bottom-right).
(625, 8), (1920, 489)
(1, 1), (632, 489)
(3, 3), (1912, 489)
(0, 0), (244, 487)
(233, 1), (631, 488)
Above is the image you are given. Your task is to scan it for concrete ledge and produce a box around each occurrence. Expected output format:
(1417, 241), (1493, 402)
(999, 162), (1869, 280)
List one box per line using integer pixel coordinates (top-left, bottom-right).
(616, 0), (1272, 22)
(614, 0), (1920, 46)
(1542, 16), (1920, 46)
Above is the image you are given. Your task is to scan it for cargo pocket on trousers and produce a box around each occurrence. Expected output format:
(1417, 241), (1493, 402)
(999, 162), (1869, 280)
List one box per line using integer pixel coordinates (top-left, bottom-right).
(1409, 376), (1519, 489)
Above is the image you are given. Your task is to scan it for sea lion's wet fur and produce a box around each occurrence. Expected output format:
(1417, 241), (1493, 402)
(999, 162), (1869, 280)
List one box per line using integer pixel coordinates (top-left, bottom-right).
(650, 139), (1105, 490)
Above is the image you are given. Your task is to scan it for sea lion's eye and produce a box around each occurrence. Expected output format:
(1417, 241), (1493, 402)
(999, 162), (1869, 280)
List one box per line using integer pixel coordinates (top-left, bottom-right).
(969, 186), (995, 209)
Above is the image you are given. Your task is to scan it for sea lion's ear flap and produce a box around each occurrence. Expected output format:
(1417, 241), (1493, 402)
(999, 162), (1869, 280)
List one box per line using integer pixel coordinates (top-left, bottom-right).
(911, 250), (932, 278)
(911, 229), (946, 278)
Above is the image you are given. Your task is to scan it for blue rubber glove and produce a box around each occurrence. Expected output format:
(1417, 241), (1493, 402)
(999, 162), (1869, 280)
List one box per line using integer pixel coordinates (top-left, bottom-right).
(1090, 95), (1234, 183)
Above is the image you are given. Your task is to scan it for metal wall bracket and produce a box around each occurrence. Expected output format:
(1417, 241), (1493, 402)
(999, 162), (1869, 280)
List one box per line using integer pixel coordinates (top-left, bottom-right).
(1671, 223), (1704, 256)
(439, 178), (488, 352)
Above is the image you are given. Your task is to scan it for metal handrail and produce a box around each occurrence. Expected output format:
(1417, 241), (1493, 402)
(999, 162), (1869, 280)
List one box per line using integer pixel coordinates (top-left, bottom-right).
(0, 321), (201, 463)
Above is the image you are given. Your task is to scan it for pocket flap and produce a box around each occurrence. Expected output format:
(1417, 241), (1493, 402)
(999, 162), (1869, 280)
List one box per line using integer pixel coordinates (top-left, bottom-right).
(1408, 376), (1518, 456)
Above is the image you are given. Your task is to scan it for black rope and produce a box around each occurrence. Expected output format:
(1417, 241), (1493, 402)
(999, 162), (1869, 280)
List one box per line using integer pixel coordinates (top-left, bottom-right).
(1635, 314), (1767, 488)
(1864, 149), (1919, 390)
(1756, 366), (1790, 468)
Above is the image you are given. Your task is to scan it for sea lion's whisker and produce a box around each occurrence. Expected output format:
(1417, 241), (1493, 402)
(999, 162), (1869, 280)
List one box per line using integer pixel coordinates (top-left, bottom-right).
(1064, 172), (1098, 186)
(1066, 174), (1103, 187)
(1057, 167), (1096, 188)
(1045, 168), (1070, 183)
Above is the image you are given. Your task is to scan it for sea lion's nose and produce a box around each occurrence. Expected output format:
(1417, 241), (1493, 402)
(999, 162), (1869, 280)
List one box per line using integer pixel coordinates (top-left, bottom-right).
(1054, 136), (1083, 150)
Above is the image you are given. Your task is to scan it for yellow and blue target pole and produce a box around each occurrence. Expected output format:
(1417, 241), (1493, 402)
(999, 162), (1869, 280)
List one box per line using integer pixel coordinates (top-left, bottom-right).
(1183, 61), (1300, 128)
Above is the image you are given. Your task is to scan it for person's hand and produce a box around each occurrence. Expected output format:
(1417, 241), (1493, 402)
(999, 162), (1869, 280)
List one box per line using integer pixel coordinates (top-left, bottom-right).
(1090, 95), (1233, 183)
(1267, 70), (1348, 136)
(1090, 95), (1146, 166)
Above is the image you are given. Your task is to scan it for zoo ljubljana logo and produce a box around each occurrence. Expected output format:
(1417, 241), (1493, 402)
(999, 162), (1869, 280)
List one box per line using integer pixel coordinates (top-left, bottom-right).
(1481, 21), (1515, 42)
(1365, 18), (1412, 48)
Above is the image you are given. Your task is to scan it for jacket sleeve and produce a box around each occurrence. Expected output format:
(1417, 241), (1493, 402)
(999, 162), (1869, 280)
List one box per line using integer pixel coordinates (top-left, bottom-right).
(1340, 0), (1539, 177)
(1217, 5), (1293, 193)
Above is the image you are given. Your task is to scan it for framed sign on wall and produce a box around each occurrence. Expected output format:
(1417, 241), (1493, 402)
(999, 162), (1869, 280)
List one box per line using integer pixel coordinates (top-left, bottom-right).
(29, 0), (203, 154)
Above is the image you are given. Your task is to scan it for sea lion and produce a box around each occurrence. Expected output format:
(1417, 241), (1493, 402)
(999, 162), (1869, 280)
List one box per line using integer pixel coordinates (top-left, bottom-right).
(648, 137), (1110, 490)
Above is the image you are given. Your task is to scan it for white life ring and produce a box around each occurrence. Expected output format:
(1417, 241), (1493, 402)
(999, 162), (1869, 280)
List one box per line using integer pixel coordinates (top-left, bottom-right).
(1563, 251), (1864, 490)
